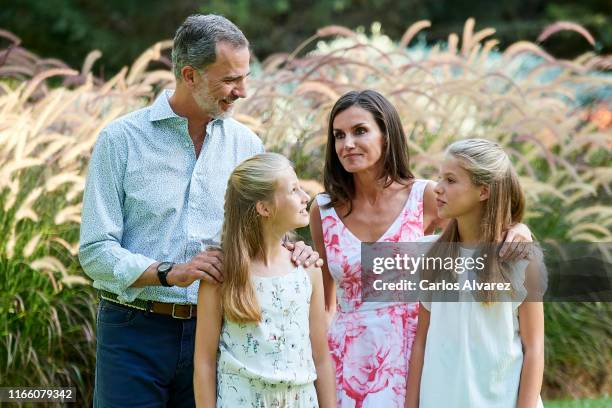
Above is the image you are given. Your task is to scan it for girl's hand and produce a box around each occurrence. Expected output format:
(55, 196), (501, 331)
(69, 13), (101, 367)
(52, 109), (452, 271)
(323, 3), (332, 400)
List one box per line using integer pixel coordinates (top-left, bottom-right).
(500, 223), (532, 260)
(284, 240), (324, 268)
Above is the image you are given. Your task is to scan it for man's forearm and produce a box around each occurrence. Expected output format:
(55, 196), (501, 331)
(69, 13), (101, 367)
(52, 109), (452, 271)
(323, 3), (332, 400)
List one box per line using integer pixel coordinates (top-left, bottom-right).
(130, 262), (161, 287)
(79, 240), (156, 292)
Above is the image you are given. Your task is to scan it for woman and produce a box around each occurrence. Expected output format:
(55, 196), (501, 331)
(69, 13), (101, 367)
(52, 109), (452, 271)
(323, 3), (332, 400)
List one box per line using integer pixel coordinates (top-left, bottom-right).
(309, 90), (532, 407)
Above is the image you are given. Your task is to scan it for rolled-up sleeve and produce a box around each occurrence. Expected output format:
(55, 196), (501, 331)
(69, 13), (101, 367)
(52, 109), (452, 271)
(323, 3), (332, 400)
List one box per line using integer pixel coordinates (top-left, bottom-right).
(79, 129), (155, 302)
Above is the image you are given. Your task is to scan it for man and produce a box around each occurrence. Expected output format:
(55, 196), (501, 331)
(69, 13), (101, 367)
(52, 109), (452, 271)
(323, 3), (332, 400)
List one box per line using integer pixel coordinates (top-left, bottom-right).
(79, 14), (320, 407)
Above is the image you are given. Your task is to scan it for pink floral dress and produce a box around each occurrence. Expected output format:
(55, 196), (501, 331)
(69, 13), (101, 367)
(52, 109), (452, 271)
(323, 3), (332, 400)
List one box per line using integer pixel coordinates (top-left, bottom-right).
(316, 179), (428, 408)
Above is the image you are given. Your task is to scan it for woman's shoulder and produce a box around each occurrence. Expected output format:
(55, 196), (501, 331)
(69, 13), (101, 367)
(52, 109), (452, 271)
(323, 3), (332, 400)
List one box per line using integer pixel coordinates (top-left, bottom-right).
(417, 234), (440, 243)
(393, 178), (431, 206)
(314, 192), (331, 207)
(410, 178), (433, 192)
(312, 193), (340, 220)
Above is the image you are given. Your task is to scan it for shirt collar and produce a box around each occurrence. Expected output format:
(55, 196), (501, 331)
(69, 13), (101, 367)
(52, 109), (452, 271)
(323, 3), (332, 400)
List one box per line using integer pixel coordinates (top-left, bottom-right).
(148, 89), (180, 122)
(148, 89), (226, 129)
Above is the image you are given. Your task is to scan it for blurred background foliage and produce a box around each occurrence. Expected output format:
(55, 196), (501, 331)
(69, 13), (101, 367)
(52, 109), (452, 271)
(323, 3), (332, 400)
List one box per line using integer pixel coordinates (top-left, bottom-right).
(1, 0), (610, 76)
(0, 1), (611, 406)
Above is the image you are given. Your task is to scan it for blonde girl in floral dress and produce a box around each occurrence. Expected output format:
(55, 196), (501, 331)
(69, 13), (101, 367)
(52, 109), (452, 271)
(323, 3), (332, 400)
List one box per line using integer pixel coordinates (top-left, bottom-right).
(194, 153), (335, 407)
(309, 90), (533, 408)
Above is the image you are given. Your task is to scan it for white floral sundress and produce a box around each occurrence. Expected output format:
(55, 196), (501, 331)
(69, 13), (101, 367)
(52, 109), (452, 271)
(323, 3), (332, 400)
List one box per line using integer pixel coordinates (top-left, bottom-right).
(217, 266), (318, 407)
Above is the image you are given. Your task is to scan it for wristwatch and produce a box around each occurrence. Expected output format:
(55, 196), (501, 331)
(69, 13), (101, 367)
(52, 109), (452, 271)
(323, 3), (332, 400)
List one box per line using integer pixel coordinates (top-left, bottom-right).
(157, 262), (175, 287)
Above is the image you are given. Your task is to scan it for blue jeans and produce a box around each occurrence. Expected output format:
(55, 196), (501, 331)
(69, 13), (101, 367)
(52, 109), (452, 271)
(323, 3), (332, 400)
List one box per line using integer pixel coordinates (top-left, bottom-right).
(93, 299), (196, 408)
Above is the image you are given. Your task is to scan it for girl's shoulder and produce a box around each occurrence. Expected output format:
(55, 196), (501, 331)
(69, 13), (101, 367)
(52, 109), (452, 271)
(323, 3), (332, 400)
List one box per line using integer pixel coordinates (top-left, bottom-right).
(304, 263), (322, 274)
(303, 264), (323, 286)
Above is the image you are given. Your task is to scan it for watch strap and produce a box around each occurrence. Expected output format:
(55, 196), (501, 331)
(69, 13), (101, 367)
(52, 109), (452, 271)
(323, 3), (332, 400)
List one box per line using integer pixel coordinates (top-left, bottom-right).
(157, 262), (175, 287)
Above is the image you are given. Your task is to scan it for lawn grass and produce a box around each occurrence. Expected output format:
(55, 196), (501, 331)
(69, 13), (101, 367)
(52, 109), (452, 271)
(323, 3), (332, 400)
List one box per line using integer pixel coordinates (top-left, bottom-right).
(545, 398), (611, 407)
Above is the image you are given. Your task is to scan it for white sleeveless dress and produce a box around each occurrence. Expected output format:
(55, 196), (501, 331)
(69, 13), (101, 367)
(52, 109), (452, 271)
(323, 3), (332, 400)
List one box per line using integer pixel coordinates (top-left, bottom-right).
(418, 235), (544, 408)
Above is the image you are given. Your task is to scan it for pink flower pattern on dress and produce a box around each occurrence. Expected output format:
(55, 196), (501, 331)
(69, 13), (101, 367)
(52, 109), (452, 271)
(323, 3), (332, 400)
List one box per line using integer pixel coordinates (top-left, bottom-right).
(339, 262), (363, 311)
(317, 180), (429, 408)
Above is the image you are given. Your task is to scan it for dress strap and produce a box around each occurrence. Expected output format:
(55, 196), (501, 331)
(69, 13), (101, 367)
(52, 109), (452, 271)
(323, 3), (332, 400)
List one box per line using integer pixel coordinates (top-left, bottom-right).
(315, 193), (335, 219)
(315, 193), (344, 244)
(400, 179), (430, 231)
(408, 179), (430, 207)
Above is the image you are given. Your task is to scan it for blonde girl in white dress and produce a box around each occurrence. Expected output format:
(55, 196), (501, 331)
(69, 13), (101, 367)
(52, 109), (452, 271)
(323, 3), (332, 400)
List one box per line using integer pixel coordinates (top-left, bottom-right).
(406, 139), (545, 408)
(194, 153), (336, 407)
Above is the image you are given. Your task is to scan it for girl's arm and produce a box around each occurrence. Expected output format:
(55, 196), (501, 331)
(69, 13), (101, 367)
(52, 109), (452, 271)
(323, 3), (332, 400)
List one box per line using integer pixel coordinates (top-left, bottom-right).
(405, 303), (430, 408)
(309, 200), (337, 328)
(194, 281), (223, 408)
(423, 182), (449, 234)
(308, 266), (337, 408)
(517, 260), (545, 408)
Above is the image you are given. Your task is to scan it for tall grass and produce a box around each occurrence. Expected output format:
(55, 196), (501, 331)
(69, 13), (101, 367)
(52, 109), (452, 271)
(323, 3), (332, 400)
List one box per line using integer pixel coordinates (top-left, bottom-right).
(239, 20), (611, 246)
(0, 31), (175, 405)
(1, 19), (610, 401)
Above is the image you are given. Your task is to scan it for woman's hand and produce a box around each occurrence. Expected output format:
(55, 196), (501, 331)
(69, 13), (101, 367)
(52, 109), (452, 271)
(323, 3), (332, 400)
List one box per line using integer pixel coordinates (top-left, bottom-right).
(500, 223), (532, 260)
(284, 240), (324, 268)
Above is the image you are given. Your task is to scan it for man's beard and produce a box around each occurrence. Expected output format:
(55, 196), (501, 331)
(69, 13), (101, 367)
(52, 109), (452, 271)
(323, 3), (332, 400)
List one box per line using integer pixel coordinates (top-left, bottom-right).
(193, 83), (234, 120)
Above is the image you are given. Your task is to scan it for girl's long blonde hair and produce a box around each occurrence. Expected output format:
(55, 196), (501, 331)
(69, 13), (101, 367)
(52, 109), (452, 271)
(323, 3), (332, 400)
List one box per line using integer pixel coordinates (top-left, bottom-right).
(425, 138), (525, 302)
(221, 152), (292, 323)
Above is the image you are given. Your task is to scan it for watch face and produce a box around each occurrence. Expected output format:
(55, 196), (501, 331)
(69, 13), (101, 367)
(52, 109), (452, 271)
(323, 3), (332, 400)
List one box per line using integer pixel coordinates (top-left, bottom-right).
(158, 262), (173, 273)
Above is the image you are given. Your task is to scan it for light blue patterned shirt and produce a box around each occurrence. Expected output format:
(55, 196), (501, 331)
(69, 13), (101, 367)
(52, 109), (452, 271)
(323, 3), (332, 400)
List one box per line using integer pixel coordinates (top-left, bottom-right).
(79, 89), (264, 304)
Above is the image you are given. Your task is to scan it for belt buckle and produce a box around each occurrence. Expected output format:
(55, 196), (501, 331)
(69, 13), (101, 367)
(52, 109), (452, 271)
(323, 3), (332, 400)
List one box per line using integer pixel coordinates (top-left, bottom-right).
(172, 304), (192, 319)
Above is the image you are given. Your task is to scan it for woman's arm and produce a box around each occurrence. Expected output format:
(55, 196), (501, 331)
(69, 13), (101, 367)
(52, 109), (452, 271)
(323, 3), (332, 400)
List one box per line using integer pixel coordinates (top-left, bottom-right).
(423, 182), (448, 235)
(308, 266), (337, 408)
(405, 304), (430, 408)
(309, 200), (337, 328)
(517, 298), (544, 408)
(194, 281), (223, 407)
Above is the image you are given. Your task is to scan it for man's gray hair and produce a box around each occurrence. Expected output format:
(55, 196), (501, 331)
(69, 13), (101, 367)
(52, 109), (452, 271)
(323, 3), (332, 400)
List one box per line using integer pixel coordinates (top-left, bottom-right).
(172, 14), (249, 80)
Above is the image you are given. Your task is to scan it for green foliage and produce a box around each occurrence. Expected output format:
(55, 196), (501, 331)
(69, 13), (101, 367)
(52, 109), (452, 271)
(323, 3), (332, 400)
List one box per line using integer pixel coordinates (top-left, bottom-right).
(0, 0), (610, 76)
(546, 398), (612, 407)
(544, 303), (612, 398)
(0, 258), (97, 405)
(0, 0), (187, 76)
(546, 1), (612, 53)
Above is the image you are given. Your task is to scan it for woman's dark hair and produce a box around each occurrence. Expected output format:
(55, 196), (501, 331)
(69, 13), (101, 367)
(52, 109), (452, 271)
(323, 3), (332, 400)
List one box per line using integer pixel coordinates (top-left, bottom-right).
(323, 89), (414, 216)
